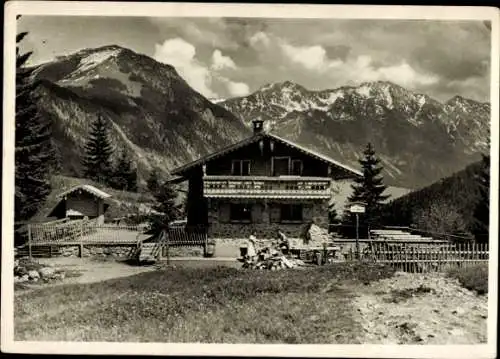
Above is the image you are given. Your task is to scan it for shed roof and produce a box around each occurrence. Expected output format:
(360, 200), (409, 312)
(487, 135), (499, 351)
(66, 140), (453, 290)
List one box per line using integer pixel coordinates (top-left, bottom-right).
(171, 132), (362, 178)
(58, 184), (112, 199)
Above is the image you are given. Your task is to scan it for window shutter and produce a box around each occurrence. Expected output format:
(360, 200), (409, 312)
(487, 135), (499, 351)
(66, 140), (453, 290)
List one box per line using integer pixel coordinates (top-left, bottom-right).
(252, 203), (263, 223)
(219, 203), (230, 223)
(269, 203), (280, 223)
(303, 204), (314, 221)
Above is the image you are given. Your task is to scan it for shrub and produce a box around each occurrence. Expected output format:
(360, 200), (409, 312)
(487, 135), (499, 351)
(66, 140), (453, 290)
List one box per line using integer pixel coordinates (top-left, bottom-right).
(447, 263), (488, 295)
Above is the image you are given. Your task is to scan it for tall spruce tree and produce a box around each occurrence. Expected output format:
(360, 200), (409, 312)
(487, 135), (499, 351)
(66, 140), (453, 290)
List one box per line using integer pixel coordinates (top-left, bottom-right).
(328, 202), (339, 224)
(149, 182), (181, 233)
(110, 150), (138, 192)
(147, 168), (160, 194)
(472, 153), (490, 243)
(15, 25), (55, 221)
(127, 167), (138, 192)
(82, 115), (114, 186)
(347, 143), (389, 228)
(112, 150), (132, 190)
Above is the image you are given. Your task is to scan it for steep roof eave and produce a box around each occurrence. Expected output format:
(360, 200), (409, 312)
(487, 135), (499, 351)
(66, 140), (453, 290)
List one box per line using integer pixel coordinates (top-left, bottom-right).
(57, 184), (112, 199)
(267, 133), (363, 177)
(170, 132), (362, 178)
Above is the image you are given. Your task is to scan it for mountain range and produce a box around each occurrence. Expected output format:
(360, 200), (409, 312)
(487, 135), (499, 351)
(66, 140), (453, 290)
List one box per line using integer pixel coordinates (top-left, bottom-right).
(30, 45), (490, 189)
(31, 45), (250, 182)
(220, 81), (490, 188)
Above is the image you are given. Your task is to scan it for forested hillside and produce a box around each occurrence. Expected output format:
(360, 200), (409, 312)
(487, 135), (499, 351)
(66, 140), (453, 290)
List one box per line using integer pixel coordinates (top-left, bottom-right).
(379, 156), (490, 242)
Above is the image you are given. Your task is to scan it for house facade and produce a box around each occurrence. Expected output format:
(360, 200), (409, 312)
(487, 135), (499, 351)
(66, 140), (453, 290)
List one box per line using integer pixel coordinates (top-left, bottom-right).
(170, 120), (362, 239)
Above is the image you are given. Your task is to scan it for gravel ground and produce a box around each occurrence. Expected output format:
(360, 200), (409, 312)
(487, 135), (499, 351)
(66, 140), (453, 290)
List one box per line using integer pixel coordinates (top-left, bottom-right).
(351, 271), (488, 344)
(20, 257), (241, 289)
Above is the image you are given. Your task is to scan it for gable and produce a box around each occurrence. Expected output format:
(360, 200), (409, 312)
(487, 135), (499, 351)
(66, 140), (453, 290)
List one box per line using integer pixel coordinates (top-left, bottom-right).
(171, 132), (362, 178)
(206, 137), (331, 177)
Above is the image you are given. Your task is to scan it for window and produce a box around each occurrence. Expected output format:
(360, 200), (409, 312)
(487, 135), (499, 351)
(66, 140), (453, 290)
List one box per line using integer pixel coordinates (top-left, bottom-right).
(272, 157), (290, 176)
(280, 204), (303, 222)
(230, 203), (252, 222)
(231, 160), (251, 176)
(241, 160), (251, 176)
(291, 160), (303, 176)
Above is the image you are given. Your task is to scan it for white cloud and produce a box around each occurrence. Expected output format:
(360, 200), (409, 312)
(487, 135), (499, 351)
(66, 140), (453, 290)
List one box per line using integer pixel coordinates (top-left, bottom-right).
(281, 43), (342, 71)
(378, 62), (439, 86)
(341, 56), (439, 87)
(249, 31), (271, 48)
(154, 38), (248, 99)
(211, 49), (237, 70)
(225, 80), (250, 97)
(245, 30), (440, 93)
(154, 38), (217, 98)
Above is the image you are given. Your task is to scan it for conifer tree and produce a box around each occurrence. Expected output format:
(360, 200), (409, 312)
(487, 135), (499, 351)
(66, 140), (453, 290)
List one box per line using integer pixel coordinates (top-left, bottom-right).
(112, 150), (132, 190)
(82, 115), (114, 186)
(147, 168), (160, 194)
(127, 166), (138, 192)
(15, 24), (55, 221)
(149, 182), (181, 233)
(109, 150), (138, 192)
(472, 153), (490, 243)
(328, 202), (339, 224)
(346, 143), (389, 228)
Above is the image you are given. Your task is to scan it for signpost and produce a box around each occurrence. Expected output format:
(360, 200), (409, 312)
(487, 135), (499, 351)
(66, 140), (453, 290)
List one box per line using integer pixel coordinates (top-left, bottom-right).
(349, 202), (366, 260)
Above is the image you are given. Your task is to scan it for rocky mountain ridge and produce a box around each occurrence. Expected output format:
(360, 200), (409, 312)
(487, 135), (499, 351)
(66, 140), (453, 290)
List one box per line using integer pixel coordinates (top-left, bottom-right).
(220, 80), (490, 188)
(30, 44), (489, 189)
(31, 44), (250, 182)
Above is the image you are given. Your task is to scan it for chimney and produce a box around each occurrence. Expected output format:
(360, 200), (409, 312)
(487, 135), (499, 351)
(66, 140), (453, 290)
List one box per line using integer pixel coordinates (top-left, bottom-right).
(252, 119), (264, 134)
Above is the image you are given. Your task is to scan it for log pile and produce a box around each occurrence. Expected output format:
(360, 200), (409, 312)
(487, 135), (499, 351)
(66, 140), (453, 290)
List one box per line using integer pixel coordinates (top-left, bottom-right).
(242, 255), (307, 270)
(307, 224), (331, 245)
(241, 247), (308, 270)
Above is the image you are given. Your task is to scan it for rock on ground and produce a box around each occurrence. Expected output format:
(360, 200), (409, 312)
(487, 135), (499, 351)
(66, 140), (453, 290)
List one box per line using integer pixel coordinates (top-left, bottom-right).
(28, 270), (40, 279)
(39, 267), (56, 278)
(351, 272), (488, 344)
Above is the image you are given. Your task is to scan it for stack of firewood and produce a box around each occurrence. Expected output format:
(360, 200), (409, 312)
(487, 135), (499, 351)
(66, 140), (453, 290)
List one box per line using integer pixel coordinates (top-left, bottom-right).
(241, 252), (307, 270)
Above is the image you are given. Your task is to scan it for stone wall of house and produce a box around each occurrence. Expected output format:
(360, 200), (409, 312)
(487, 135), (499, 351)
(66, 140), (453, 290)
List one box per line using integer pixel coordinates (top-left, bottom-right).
(60, 245), (133, 258)
(167, 246), (205, 257)
(207, 198), (329, 239)
(58, 245), (207, 259)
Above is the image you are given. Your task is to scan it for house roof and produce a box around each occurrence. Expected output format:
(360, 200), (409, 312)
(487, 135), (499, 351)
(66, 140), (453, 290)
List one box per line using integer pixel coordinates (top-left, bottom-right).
(170, 132), (362, 178)
(58, 184), (112, 199)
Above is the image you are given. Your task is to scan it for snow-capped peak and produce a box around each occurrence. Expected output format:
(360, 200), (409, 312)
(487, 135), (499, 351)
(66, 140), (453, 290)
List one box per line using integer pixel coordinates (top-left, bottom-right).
(257, 80), (305, 93)
(76, 47), (122, 74)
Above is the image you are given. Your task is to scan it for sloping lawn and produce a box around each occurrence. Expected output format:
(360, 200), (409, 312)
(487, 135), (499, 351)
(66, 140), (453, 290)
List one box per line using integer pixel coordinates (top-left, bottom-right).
(15, 263), (394, 343)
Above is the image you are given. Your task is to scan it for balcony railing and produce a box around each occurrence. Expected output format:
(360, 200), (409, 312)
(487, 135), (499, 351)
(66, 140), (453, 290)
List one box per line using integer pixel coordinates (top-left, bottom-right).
(203, 175), (332, 198)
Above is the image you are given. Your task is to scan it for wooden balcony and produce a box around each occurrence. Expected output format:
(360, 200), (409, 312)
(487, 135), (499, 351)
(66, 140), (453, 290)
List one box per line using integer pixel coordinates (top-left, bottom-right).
(203, 175), (332, 199)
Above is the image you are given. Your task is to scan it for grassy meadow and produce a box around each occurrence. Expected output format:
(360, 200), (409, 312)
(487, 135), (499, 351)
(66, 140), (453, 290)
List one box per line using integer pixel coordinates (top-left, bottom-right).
(15, 263), (395, 343)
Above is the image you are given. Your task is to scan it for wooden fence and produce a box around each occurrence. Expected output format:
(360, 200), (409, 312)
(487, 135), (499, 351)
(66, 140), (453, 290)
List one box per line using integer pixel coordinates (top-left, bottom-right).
(382, 225), (477, 242)
(342, 241), (489, 273)
(166, 225), (208, 247)
(30, 218), (95, 243)
(27, 219), (148, 245)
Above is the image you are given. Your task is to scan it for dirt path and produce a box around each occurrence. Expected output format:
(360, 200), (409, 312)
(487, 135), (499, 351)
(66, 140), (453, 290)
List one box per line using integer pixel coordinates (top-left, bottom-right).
(351, 272), (488, 344)
(16, 257), (243, 293)
(18, 257), (158, 291)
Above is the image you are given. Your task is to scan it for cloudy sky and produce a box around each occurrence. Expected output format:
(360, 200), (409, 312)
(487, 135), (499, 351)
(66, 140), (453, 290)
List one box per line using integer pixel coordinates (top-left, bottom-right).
(18, 16), (491, 102)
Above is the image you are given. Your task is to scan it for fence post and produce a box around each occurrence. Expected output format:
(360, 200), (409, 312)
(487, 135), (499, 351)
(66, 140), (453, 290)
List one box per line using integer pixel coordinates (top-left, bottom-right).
(472, 242), (475, 265)
(28, 224), (32, 260)
(79, 220), (84, 258)
(355, 213), (360, 260)
(166, 229), (170, 266)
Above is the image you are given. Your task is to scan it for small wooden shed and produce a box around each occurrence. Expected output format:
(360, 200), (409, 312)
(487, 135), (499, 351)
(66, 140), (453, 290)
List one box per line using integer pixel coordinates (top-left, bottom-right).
(48, 185), (111, 224)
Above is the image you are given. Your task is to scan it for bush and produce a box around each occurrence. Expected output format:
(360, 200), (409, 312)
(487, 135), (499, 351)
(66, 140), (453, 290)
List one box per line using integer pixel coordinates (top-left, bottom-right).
(447, 263), (488, 295)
